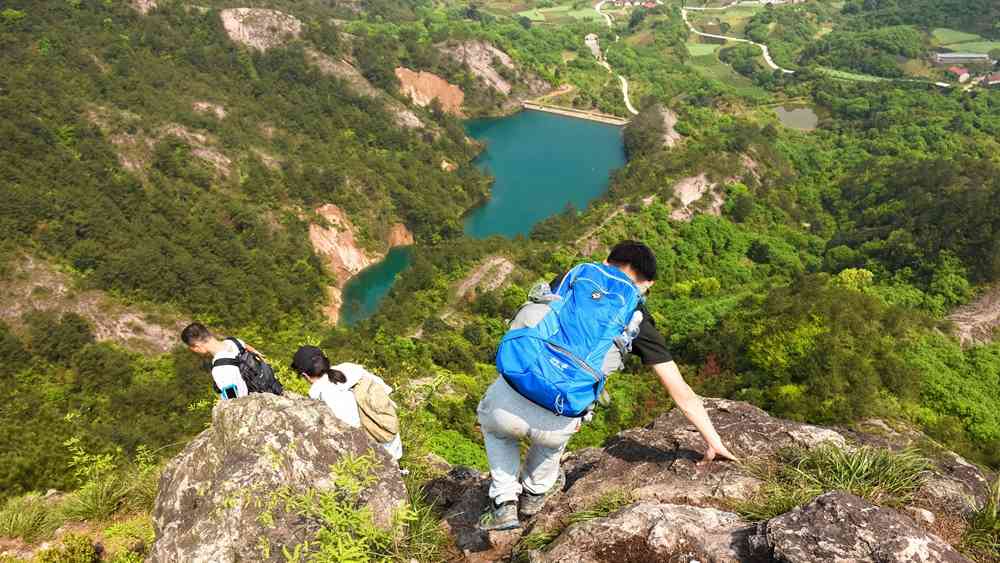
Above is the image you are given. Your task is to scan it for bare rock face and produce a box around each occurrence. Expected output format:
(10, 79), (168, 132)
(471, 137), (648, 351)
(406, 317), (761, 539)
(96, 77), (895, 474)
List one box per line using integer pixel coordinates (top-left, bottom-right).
(304, 48), (425, 130)
(537, 502), (751, 563)
(149, 394), (406, 563)
(437, 40), (550, 107)
(395, 67), (465, 116)
(748, 492), (972, 562)
(219, 8), (302, 52)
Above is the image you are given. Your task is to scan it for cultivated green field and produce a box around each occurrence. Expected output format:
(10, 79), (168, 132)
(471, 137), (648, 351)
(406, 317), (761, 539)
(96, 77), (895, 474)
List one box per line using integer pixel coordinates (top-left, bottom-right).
(946, 41), (1000, 54)
(687, 42), (721, 56)
(688, 53), (770, 98)
(932, 27), (984, 45)
(517, 4), (602, 23)
(816, 66), (886, 82)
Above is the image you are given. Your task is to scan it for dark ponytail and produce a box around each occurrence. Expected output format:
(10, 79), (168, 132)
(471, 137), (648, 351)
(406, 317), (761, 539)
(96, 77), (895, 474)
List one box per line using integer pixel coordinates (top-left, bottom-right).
(299, 352), (346, 384)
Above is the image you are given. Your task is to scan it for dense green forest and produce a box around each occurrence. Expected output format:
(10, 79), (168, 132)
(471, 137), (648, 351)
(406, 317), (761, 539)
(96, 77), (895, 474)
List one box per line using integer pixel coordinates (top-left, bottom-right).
(1, 0), (1000, 559)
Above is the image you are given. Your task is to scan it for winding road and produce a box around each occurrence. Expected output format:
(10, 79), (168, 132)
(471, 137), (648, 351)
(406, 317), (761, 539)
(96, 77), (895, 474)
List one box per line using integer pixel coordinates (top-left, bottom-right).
(681, 6), (795, 74)
(594, 1), (639, 115)
(681, 2), (952, 88)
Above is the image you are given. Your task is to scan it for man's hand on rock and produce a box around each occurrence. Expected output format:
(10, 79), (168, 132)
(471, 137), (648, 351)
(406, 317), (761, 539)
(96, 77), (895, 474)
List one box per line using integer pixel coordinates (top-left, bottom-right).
(700, 443), (739, 464)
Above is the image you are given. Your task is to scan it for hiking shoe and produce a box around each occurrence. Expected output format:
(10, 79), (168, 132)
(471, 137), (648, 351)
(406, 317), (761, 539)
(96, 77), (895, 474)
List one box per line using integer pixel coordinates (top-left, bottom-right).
(519, 470), (566, 518)
(478, 500), (520, 532)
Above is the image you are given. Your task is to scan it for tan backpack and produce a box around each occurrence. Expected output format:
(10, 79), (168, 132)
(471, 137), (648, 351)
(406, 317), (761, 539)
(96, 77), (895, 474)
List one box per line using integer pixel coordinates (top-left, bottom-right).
(352, 376), (399, 444)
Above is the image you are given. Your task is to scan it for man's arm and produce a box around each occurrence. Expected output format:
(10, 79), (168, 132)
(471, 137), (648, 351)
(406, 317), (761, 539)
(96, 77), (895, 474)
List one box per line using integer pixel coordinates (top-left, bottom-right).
(652, 361), (738, 462)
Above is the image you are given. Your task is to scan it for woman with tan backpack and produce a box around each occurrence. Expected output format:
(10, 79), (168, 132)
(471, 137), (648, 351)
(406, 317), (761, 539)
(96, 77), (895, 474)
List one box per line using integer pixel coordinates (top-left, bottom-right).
(291, 346), (402, 461)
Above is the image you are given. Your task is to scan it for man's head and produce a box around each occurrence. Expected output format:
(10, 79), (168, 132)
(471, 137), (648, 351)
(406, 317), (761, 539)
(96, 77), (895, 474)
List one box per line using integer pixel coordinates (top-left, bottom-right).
(180, 322), (216, 356)
(606, 240), (657, 292)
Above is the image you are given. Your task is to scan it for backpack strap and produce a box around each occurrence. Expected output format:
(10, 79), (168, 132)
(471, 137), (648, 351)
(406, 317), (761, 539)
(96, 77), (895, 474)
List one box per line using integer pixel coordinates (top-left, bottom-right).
(225, 337), (245, 355)
(212, 337), (244, 369)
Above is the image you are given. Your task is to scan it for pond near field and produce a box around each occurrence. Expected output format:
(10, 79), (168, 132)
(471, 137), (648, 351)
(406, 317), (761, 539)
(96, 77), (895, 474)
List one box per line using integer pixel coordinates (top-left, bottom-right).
(341, 109), (627, 325)
(775, 105), (819, 131)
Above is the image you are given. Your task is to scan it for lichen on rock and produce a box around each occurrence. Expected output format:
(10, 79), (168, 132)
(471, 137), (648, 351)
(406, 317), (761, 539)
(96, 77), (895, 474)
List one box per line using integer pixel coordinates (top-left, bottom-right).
(148, 394), (405, 563)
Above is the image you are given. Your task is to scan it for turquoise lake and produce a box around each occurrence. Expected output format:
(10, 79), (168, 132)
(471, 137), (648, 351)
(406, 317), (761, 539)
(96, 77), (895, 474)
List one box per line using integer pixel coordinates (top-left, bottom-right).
(464, 110), (627, 238)
(340, 110), (626, 325)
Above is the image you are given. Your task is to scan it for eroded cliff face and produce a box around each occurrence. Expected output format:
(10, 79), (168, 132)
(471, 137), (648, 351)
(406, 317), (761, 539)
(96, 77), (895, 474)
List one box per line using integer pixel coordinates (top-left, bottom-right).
(307, 204), (412, 323)
(395, 67), (465, 116)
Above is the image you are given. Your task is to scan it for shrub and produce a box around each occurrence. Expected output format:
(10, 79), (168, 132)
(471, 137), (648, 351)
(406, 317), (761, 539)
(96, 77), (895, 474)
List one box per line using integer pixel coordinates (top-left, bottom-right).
(34, 534), (100, 563)
(280, 453), (449, 562)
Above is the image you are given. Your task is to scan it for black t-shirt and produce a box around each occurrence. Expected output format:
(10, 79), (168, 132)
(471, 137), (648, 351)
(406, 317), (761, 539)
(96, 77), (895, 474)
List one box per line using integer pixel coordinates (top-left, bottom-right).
(550, 273), (672, 366)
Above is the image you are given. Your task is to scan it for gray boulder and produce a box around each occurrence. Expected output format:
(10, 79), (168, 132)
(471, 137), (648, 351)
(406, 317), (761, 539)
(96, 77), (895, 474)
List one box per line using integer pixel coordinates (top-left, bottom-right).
(535, 502), (752, 563)
(148, 393), (406, 563)
(748, 491), (972, 562)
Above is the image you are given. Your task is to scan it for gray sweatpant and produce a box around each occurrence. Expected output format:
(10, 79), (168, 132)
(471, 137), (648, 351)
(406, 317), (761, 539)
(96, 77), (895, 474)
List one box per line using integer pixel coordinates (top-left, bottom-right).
(477, 377), (580, 504)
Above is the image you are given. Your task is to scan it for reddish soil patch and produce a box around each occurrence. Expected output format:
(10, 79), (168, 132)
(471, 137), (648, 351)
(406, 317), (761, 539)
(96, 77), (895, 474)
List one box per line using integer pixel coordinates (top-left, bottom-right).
(394, 67), (465, 116)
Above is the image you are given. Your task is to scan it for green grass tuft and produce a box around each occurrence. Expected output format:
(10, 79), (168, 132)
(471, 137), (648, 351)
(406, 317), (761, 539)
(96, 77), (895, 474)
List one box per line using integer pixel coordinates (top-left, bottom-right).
(0, 493), (66, 543)
(566, 489), (637, 525)
(735, 445), (931, 521)
(514, 488), (637, 556)
(962, 478), (1000, 562)
(60, 473), (130, 523)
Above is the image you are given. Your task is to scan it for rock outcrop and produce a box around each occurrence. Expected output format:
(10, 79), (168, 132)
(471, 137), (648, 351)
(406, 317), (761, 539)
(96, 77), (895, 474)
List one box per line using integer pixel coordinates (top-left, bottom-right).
(304, 48), (425, 130)
(219, 8), (302, 52)
(670, 173), (724, 221)
(395, 67), (465, 116)
(429, 399), (990, 563)
(437, 40), (551, 110)
(748, 492), (971, 562)
(948, 284), (1000, 346)
(149, 394), (405, 563)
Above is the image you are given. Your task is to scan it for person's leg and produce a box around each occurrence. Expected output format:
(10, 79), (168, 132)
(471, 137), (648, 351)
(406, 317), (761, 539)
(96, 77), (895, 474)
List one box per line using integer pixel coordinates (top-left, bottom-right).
(482, 427), (523, 505)
(521, 427), (573, 495)
(477, 379), (532, 530)
(518, 424), (575, 517)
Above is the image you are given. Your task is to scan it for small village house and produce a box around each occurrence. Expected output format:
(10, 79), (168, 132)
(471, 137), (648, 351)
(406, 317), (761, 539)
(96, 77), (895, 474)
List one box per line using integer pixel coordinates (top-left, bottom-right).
(946, 66), (971, 83)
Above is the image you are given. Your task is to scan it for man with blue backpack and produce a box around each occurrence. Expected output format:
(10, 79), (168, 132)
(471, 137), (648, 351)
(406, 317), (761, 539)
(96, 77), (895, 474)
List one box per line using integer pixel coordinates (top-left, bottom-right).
(477, 241), (738, 531)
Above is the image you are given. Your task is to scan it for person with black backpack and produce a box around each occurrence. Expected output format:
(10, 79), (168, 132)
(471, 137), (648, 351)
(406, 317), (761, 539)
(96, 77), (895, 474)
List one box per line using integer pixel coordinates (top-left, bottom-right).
(476, 241), (738, 531)
(180, 322), (283, 400)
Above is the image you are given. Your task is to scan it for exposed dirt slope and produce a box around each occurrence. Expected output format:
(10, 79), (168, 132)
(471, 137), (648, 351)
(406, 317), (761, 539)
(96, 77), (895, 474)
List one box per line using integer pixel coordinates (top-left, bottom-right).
(948, 285), (1000, 346)
(395, 67), (465, 116)
(0, 255), (183, 353)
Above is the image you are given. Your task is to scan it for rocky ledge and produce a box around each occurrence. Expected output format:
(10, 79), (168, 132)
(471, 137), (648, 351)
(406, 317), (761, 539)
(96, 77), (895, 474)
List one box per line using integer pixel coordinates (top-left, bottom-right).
(427, 399), (993, 563)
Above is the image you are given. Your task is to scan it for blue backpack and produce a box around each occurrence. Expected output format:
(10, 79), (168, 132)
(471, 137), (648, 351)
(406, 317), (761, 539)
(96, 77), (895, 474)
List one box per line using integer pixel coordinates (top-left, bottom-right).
(495, 263), (641, 417)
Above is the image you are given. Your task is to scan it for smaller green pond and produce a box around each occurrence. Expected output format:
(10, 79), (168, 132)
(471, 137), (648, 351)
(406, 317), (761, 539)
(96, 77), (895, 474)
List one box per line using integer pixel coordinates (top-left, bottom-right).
(775, 105), (819, 131)
(339, 246), (413, 326)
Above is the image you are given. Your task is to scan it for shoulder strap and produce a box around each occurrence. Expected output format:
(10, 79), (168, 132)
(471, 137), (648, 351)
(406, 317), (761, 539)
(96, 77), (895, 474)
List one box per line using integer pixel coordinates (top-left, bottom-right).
(225, 337), (245, 355)
(212, 358), (241, 369)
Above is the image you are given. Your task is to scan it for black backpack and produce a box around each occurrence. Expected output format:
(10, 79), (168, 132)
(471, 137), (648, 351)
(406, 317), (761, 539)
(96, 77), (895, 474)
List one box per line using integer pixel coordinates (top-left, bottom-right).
(212, 337), (284, 396)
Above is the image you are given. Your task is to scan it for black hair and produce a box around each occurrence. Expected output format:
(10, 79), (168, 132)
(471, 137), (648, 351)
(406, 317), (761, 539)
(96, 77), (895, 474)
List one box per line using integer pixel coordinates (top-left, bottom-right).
(607, 240), (657, 282)
(180, 322), (212, 346)
(298, 351), (347, 384)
